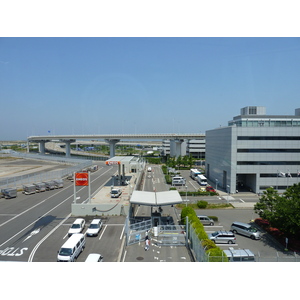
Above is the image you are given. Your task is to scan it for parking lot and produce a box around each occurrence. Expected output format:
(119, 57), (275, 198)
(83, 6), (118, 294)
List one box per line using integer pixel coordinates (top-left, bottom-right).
(195, 208), (300, 261)
(32, 215), (126, 262)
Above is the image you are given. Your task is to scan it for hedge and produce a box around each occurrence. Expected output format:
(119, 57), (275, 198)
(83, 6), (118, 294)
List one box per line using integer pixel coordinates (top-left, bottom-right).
(181, 206), (228, 262)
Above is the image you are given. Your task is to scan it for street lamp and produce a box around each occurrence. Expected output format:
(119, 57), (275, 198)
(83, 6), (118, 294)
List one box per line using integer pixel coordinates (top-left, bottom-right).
(215, 179), (218, 191)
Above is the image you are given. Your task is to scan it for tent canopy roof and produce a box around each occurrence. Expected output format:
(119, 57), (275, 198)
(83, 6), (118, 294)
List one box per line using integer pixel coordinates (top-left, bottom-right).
(130, 190), (182, 206)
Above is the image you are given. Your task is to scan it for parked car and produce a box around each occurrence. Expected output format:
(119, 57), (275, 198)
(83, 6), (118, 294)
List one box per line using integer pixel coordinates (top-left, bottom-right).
(68, 218), (85, 236)
(57, 233), (85, 262)
(224, 247), (256, 262)
(197, 215), (214, 226)
(208, 231), (236, 244)
(206, 186), (216, 193)
(85, 253), (104, 262)
(230, 222), (261, 240)
(86, 219), (102, 237)
(110, 188), (122, 198)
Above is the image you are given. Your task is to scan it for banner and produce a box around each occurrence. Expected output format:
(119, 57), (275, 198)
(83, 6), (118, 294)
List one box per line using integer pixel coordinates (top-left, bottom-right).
(75, 172), (89, 186)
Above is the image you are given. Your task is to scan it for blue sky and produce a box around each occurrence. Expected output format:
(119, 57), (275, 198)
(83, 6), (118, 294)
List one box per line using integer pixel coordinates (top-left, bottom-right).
(1, 37), (300, 140)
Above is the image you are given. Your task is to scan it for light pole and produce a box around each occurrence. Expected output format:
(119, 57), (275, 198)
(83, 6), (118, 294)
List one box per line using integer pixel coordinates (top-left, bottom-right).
(215, 179), (218, 191)
(185, 185), (188, 207)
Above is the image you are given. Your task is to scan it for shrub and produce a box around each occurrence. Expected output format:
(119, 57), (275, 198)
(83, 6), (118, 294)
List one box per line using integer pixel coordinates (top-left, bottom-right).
(207, 247), (228, 262)
(267, 227), (283, 237)
(181, 206), (196, 225)
(196, 228), (209, 240)
(255, 218), (270, 229)
(197, 200), (208, 209)
(208, 216), (218, 222)
(201, 239), (217, 250)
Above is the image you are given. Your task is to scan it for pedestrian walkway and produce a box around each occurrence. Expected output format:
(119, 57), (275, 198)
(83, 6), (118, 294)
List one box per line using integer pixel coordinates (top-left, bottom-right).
(122, 235), (193, 262)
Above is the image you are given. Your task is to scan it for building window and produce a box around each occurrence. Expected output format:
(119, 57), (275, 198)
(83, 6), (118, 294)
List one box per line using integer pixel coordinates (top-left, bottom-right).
(237, 149), (300, 153)
(249, 107), (257, 115)
(237, 161), (300, 165)
(237, 136), (300, 140)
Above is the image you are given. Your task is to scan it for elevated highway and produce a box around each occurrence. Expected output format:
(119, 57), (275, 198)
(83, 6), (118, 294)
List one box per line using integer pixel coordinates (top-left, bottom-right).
(27, 133), (205, 158)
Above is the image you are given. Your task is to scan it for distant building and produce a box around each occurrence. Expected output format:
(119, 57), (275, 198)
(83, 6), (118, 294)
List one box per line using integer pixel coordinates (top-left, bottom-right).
(205, 106), (300, 194)
(161, 138), (205, 159)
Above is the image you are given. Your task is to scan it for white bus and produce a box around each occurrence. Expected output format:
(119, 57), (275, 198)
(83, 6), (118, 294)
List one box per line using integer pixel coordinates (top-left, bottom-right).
(196, 174), (207, 186)
(190, 169), (201, 180)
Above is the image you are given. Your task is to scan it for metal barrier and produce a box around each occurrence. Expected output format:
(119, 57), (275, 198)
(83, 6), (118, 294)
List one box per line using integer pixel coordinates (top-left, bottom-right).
(0, 151), (93, 189)
(127, 219), (152, 245)
(154, 225), (186, 246)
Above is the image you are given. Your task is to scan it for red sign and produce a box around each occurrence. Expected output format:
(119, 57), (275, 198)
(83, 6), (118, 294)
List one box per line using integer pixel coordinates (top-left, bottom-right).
(105, 161), (121, 165)
(75, 172), (89, 186)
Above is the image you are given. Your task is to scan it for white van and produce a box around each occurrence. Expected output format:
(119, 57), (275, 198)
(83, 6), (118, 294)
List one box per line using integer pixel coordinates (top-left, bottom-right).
(224, 247), (256, 262)
(172, 176), (186, 186)
(85, 253), (104, 262)
(57, 233), (86, 262)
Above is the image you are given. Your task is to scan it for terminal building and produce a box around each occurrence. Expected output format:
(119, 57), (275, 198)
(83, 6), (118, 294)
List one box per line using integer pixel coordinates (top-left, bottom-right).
(205, 106), (300, 194)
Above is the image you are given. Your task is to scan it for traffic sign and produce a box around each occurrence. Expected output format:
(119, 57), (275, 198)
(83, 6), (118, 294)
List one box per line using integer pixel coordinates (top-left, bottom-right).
(75, 172), (89, 186)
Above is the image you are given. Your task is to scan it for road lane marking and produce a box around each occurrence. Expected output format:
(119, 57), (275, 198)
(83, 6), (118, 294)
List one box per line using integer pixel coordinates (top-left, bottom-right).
(98, 225), (107, 240)
(28, 213), (71, 262)
(120, 225), (125, 239)
(0, 193), (74, 248)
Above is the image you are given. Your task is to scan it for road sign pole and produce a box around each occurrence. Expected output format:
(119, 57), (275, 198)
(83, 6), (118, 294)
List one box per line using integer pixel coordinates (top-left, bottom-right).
(74, 172), (76, 203)
(88, 171), (91, 203)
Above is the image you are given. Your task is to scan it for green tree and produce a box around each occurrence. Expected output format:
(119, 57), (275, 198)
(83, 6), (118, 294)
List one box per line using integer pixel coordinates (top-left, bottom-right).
(276, 183), (300, 237)
(254, 184), (300, 238)
(254, 187), (281, 225)
(176, 156), (183, 168)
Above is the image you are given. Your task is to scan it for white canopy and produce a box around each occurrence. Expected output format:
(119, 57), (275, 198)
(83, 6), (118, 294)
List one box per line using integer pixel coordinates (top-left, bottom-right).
(130, 190), (182, 206)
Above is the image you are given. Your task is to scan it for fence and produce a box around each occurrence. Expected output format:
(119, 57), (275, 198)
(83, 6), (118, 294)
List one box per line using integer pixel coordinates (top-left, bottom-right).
(126, 219), (152, 245)
(0, 151), (93, 189)
(154, 225), (186, 246)
(187, 221), (209, 262)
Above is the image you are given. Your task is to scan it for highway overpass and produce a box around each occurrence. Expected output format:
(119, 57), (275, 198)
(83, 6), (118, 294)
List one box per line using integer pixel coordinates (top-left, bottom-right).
(27, 133), (205, 158)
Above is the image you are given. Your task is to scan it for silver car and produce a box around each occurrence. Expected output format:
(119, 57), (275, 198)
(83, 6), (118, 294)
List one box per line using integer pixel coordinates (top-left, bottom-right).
(230, 222), (261, 240)
(208, 231), (236, 244)
(197, 215), (214, 226)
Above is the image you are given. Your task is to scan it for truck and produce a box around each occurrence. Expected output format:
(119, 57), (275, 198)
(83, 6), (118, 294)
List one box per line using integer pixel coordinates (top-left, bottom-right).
(190, 168), (201, 180)
(43, 181), (56, 191)
(110, 188), (122, 198)
(1, 188), (17, 199)
(33, 182), (46, 192)
(23, 184), (36, 195)
(53, 179), (64, 188)
(196, 174), (207, 186)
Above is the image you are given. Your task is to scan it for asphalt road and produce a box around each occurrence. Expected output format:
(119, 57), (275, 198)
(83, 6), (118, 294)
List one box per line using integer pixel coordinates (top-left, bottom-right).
(123, 165), (193, 262)
(1, 161), (297, 263)
(0, 162), (120, 262)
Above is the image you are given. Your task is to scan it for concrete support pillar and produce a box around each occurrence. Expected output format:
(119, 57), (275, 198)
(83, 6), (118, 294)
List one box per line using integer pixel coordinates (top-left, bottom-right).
(170, 139), (185, 158)
(39, 141), (46, 154)
(60, 139), (76, 157)
(105, 139), (120, 158)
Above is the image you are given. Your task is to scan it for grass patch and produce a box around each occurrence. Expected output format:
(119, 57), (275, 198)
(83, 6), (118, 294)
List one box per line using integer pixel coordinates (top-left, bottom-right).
(176, 203), (233, 209)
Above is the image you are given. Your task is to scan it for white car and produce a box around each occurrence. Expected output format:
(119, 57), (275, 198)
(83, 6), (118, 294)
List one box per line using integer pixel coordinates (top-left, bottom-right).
(86, 219), (102, 237)
(85, 253), (104, 262)
(68, 218), (85, 236)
